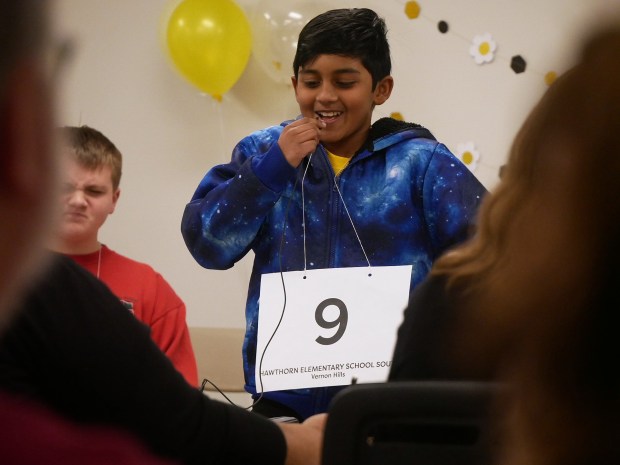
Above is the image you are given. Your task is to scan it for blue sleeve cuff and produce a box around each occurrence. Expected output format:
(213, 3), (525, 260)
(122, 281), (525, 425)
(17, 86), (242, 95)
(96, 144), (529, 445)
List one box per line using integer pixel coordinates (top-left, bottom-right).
(251, 142), (297, 193)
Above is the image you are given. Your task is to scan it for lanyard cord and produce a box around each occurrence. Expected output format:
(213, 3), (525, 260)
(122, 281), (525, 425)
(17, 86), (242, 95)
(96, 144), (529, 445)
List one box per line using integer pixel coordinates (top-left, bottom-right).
(332, 174), (372, 268)
(301, 155), (372, 271)
(301, 154), (313, 274)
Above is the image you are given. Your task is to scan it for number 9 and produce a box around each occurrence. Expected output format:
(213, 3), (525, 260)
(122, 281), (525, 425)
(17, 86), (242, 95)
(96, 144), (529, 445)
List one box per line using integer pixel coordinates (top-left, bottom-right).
(315, 298), (348, 345)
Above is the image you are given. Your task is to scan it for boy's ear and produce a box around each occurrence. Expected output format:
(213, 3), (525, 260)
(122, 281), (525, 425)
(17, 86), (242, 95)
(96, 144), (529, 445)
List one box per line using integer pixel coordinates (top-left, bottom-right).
(110, 188), (121, 214)
(291, 75), (299, 96)
(373, 76), (394, 106)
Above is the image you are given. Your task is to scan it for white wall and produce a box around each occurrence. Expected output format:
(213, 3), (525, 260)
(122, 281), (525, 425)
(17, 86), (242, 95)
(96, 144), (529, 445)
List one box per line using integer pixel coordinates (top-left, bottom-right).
(51, 0), (617, 328)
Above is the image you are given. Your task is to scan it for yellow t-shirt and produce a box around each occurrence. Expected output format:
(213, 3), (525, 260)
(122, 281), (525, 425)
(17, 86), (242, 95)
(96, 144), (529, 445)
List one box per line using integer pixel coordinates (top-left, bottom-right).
(326, 150), (350, 176)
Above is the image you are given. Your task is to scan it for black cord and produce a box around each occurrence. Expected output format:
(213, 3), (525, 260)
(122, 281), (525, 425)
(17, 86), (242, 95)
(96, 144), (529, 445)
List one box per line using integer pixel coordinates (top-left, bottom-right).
(200, 155), (309, 411)
(200, 378), (242, 405)
(252, 157), (306, 408)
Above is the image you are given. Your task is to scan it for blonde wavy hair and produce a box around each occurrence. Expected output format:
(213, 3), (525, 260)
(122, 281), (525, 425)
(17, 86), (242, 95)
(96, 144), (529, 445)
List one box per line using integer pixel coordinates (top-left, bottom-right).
(443, 22), (620, 465)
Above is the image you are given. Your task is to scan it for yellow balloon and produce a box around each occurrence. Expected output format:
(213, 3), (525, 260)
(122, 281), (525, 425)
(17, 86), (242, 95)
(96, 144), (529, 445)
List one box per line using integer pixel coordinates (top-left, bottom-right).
(166, 0), (252, 100)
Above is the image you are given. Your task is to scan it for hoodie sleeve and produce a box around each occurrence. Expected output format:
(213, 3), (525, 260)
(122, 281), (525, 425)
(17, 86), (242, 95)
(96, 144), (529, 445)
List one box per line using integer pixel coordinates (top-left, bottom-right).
(421, 143), (487, 256)
(181, 125), (297, 270)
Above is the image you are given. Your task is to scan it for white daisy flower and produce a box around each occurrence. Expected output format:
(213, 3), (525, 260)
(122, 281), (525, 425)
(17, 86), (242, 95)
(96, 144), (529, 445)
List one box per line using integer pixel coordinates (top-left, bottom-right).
(469, 33), (497, 65)
(456, 142), (480, 172)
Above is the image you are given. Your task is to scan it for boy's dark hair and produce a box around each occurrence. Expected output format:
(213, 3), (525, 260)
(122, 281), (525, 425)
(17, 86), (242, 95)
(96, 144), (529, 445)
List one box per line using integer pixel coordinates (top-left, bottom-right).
(293, 8), (391, 89)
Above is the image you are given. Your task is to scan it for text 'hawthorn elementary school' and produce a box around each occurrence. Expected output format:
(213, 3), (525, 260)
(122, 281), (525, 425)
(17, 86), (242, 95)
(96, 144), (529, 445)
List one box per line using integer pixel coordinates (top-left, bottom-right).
(261, 360), (392, 377)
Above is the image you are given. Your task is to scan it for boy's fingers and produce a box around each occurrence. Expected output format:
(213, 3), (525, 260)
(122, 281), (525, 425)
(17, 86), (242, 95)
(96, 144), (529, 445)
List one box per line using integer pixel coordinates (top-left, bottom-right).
(285, 121), (321, 143)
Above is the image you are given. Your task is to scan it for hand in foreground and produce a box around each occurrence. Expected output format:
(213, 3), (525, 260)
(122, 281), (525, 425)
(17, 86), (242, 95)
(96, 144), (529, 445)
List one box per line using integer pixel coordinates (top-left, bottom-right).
(278, 413), (327, 465)
(278, 117), (326, 168)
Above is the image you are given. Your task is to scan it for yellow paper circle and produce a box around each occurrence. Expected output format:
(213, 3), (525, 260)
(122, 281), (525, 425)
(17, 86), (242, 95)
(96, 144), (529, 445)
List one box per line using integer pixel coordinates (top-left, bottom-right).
(544, 71), (558, 86)
(405, 1), (421, 20)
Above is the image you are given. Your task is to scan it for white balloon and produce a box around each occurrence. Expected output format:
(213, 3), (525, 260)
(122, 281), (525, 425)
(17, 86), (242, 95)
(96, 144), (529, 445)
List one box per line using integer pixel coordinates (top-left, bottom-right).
(251, 0), (330, 85)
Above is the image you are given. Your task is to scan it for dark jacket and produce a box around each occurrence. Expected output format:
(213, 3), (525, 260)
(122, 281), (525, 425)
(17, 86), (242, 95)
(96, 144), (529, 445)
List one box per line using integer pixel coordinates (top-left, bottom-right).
(0, 254), (286, 465)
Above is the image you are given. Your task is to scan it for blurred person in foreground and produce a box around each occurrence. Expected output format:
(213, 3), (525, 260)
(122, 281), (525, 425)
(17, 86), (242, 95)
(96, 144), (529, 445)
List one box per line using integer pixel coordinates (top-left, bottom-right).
(0, 1), (173, 463)
(391, 18), (620, 465)
(0, 1), (325, 464)
(472, 23), (620, 465)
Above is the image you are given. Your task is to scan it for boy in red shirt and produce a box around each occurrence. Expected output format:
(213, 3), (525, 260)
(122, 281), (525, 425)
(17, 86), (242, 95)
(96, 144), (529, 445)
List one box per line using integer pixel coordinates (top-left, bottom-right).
(52, 125), (198, 386)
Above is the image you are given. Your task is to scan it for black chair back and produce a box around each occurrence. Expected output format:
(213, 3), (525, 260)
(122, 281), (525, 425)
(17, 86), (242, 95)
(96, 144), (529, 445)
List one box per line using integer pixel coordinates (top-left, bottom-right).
(322, 381), (502, 465)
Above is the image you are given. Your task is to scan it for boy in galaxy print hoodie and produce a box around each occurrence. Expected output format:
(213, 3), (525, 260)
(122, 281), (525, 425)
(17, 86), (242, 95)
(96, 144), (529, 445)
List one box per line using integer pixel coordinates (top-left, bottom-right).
(182, 8), (487, 421)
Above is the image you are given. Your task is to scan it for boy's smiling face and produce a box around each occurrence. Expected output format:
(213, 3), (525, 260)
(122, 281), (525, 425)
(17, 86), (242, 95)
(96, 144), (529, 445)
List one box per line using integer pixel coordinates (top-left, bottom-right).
(293, 54), (393, 158)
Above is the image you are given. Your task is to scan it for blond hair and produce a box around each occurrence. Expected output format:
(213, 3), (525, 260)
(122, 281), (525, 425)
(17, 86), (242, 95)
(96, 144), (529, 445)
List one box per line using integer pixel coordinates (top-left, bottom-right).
(58, 125), (123, 190)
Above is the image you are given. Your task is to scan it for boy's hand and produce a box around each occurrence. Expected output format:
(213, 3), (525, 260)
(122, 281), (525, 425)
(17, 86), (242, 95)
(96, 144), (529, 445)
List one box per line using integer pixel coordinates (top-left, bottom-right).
(278, 413), (327, 465)
(278, 117), (326, 168)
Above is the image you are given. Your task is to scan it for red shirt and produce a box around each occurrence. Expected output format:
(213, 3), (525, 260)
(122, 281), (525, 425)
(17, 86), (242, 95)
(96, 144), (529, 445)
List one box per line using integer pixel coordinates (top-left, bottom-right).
(67, 245), (198, 386)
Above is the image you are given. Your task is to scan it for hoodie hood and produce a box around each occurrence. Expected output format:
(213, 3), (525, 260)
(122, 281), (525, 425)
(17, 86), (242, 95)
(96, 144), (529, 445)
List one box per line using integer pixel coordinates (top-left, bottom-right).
(367, 117), (436, 153)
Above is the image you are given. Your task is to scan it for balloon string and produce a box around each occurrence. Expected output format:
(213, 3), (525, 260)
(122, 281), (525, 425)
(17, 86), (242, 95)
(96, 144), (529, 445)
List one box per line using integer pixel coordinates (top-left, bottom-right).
(213, 97), (227, 163)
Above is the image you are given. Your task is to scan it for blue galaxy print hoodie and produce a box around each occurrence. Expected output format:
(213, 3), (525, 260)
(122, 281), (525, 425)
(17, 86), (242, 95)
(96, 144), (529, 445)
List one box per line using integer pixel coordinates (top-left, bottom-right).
(181, 117), (487, 418)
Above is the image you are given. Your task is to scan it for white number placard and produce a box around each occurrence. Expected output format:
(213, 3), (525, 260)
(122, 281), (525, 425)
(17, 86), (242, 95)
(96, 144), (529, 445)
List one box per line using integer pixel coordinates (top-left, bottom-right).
(255, 265), (412, 392)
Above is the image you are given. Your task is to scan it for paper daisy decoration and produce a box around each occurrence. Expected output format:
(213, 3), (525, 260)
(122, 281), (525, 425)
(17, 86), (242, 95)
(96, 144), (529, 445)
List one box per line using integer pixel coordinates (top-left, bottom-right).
(469, 33), (497, 65)
(456, 142), (480, 172)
